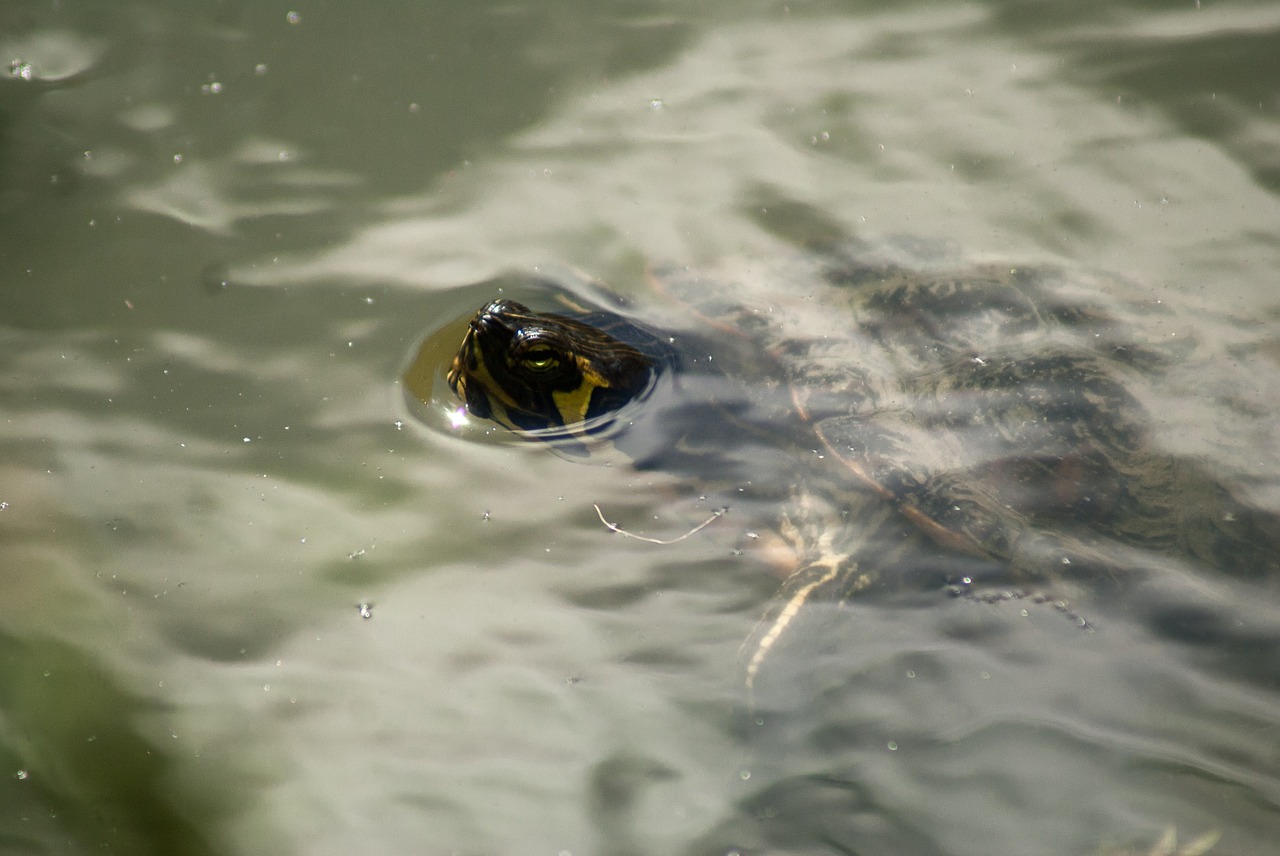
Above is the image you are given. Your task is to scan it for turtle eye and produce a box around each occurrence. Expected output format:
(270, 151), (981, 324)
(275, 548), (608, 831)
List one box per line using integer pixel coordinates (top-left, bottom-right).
(520, 347), (559, 373)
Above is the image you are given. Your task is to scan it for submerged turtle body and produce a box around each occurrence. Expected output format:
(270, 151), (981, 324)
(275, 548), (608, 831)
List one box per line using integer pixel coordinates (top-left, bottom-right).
(652, 250), (1263, 579)
(444, 243), (1280, 686)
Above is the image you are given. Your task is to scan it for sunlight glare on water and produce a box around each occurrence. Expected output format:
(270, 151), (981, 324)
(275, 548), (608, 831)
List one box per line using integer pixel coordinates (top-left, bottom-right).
(1, 2), (1278, 855)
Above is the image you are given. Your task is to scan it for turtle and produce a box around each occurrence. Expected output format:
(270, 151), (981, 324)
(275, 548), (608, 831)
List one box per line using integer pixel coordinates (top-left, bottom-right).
(442, 240), (1280, 691)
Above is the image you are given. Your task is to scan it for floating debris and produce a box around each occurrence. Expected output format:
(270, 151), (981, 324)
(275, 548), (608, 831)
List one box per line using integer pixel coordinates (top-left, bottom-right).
(592, 503), (726, 545)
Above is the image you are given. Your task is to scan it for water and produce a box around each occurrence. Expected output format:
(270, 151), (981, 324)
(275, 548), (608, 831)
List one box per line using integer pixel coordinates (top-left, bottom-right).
(2, 2), (1278, 854)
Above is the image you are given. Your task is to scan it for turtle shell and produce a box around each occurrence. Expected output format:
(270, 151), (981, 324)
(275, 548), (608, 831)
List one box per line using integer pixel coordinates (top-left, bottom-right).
(650, 245), (1280, 588)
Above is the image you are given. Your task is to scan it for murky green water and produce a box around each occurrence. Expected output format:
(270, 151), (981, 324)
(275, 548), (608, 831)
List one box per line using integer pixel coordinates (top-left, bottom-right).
(2, 2), (1279, 854)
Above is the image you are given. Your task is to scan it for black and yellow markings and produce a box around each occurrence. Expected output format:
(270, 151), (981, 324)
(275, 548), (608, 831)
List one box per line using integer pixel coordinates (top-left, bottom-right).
(551, 355), (615, 427)
(451, 331), (524, 428)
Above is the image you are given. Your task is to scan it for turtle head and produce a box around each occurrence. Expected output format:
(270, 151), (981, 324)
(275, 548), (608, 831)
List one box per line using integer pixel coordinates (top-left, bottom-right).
(447, 298), (657, 437)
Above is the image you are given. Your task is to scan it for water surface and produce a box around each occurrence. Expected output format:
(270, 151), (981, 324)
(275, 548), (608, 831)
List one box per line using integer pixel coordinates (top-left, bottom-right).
(2, 2), (1279, 854)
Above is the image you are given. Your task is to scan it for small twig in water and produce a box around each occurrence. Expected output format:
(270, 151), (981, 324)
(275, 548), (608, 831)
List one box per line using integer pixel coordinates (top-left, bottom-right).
(593, 503), (726, 545)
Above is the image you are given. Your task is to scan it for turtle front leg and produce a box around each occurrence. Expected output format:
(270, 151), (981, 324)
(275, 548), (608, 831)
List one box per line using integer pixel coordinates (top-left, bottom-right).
(741, 489), (880, 695)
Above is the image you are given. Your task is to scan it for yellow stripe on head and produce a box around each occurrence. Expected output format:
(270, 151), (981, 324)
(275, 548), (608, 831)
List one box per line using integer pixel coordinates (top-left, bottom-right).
(573, 354), (614, 390)
(549, 354), (616, 427)
(552, 381), (602, 427)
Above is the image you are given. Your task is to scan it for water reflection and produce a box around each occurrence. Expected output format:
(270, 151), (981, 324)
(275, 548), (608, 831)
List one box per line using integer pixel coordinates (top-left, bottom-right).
(3, 1), (1280, 854)
(0, 630), (240, 855)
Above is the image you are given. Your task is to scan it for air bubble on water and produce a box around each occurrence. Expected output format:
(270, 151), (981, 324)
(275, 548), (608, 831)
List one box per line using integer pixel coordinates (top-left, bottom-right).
(738, 769), (751, 781)
(649, 98), (664, 110)
(9, 60), (33, 80)
(286, 11), (301, 24)
(15, 770), (28, 780)
(887, 741), (898, 751)
(357, 602), (373, 619)
(255, 63), (268, 75)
